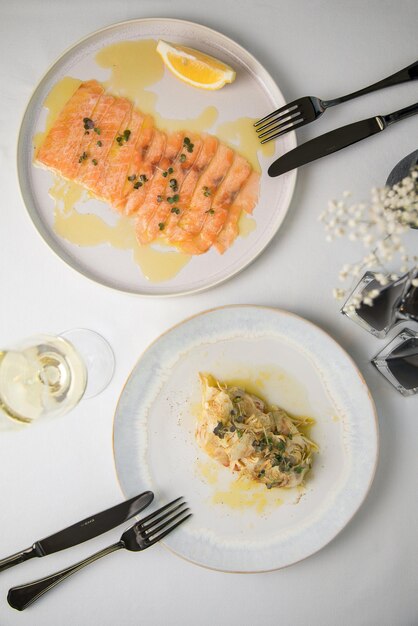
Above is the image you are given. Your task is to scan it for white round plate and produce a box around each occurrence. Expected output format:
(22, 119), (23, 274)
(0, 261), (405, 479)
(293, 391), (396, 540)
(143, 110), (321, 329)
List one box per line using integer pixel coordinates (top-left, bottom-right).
(113, 306), (378, 572)
(17, 18), (296, 296)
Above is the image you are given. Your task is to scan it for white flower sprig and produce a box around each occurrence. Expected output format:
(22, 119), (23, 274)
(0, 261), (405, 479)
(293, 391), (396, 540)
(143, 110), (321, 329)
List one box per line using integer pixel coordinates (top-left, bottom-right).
(319, 168), (418, 306)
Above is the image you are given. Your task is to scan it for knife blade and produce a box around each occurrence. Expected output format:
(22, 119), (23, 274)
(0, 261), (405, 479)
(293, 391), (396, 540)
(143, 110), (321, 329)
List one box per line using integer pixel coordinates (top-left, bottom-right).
(0, 491), (153, 574)
(268, 116), (385, 177)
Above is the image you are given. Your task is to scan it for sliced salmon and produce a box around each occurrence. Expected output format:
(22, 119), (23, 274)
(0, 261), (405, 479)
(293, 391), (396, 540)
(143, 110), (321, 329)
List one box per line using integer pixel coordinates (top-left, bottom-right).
(36, 80), (261, 257)
(80, 98), (132, 196)
(165, 135), (218, 240)
(185, 153), (252, 254)
(215, 171), (260, 254)
(123, 128), (166, 216)
(144, 133), (203, 243)
(65, 92), (116, 181)
(135, 131), (184, 244)
(115, 115), (154, 214)
(99, 110), (144, 206)
(37, 80), (104, 177)
(172, 143), (234, 241)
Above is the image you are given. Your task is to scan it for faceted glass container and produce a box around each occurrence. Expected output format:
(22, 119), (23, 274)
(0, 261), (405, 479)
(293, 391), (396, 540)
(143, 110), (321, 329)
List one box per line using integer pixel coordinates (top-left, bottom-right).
(342, 270), (418, 338)
(372, 328), (418, 396)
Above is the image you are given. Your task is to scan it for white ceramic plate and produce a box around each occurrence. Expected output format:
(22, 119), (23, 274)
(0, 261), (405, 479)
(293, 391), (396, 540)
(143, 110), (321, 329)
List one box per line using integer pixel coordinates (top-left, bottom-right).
(17, 18), (296, 296)
(113, 306), (378, 572)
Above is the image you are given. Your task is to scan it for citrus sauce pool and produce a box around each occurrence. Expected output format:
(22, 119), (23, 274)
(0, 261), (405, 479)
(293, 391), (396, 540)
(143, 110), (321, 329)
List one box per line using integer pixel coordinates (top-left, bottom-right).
(34, 39), (273, 282)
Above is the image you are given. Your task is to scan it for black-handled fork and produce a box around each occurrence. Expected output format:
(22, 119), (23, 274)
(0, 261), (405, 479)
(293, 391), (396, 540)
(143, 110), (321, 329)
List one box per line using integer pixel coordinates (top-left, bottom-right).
(8, 497), (191, 611)
(255, 59), (418, 143)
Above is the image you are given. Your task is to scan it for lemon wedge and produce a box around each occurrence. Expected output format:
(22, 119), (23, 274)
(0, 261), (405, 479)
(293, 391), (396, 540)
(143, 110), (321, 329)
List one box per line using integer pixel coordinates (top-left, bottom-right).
(156, 40), (236, 90)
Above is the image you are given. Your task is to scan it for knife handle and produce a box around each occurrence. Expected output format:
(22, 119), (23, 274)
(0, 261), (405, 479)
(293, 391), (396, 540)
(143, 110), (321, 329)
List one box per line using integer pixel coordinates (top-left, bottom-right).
(323, 60), (418, 108)
(382, 101), (418, 126)
(7, 541), (123, 611)
(0, 546), (37, 574)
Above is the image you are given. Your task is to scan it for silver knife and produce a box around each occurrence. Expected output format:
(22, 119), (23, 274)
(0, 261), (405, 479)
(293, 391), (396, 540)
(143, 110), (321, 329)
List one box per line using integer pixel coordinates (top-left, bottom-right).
(0, 491), (153, 574)
(268, 101), (418, 177)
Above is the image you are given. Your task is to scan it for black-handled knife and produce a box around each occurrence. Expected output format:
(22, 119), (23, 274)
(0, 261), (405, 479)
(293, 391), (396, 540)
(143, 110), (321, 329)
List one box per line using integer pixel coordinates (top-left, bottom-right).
(0, 491), (153, 574)
(268, 101), (418, 177)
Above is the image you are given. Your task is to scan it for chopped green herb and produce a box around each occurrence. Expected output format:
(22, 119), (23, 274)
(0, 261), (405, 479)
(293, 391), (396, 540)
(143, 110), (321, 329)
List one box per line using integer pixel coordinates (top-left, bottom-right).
(158, 222), (165, 231)
(162, 171), (168, 177)
(276, 439), (286, 452)
(139, 174), (148, 183)
(171, 207), (180, 214)
(78, 151), (88, 163)
(92, 158), (98, 166)
(116, 136), (123, 144)
(205, 208), (215, 215)
(94, 127), (101, 135)
(84, 130), (90, 135)
(169, 179), (178, 190)
(168, 167), (174, 174)
(187, 143), (194, 153)
(294, 466), (304, 474)
(179, 154), (186, 163)
(133, 181), (143, 189)
(97, 140), (102, 147)
(183, 137), (190, 145)
(127, 174), (137, 182)
(202, 186), (211, 197)
(167, 194), (180, 204)
(123, 129), (131, 141)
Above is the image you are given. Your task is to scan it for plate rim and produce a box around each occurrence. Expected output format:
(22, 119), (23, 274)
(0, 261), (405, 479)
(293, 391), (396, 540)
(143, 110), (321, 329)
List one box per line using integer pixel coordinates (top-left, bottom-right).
(16, 17), (297, 297)
(112, 304), (379, 572)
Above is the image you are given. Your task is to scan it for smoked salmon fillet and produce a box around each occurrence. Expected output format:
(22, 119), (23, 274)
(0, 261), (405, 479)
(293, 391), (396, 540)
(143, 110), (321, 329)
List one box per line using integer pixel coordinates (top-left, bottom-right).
(36, 80), (260, 255)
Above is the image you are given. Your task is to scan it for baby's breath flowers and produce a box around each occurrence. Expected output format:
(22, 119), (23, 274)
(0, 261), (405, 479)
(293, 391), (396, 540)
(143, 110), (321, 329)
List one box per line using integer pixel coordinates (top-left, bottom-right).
(319, 168), (418, 307)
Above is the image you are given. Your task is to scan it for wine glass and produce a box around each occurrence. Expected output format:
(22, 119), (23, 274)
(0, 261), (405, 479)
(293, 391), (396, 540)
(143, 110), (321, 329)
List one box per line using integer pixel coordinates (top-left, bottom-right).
(0, 329), (114, 429)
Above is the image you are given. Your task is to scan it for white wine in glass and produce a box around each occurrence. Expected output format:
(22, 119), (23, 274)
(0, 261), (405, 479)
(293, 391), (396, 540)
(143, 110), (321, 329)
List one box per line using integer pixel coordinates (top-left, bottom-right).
(0, 330), (114, 427)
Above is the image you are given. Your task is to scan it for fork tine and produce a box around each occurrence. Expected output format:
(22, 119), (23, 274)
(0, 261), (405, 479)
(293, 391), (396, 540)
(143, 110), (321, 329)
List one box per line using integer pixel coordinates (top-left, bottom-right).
(253, 100), (300, 127)
(136, 496), (183, 527)
(140, 501), (188, 531)
(145, 507), (191, 538)
(147, 513), (192, 546)
(259, 118), (306, 144)
(257, 113), (304, 139)
(255, 106), (299, 133)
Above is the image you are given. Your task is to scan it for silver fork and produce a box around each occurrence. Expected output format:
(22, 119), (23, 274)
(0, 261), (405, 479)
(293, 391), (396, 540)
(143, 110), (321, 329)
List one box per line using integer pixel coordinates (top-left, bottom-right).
(254, 59), (418, 143)
(8, 497), (191, 611)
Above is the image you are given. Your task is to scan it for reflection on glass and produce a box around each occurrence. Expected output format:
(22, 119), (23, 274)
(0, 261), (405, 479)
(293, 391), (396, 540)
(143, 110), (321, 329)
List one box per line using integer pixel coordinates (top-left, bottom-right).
(372, 328), (418, 396)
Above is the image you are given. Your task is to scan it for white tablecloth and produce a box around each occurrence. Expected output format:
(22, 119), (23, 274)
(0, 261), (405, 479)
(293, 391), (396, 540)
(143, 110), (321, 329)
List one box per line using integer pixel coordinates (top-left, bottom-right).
(1, 1), (417, 624)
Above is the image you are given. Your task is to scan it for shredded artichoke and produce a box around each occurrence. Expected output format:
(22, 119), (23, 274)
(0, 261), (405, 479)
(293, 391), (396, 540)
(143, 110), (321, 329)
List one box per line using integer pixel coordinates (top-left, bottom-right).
(196, 374), (318, 489)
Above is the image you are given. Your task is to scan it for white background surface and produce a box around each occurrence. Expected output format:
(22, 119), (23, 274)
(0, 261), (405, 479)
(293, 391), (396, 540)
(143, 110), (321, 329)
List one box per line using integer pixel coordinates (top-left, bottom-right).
(0, 1), (417, 625)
